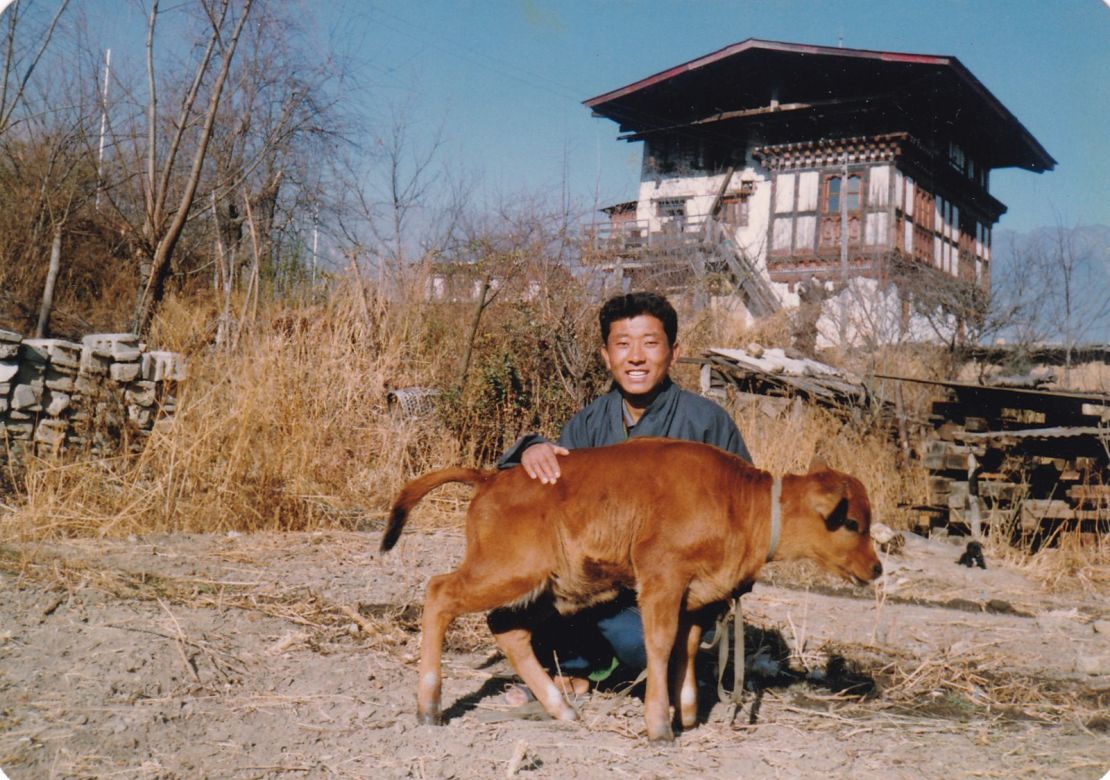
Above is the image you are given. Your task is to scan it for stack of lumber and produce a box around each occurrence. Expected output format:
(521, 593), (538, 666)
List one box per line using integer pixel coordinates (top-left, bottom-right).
(885, 375), (1110, 539)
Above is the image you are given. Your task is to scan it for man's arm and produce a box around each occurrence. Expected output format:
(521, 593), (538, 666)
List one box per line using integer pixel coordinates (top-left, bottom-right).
(520, 441), (570, 484)
(498, 434), (571, 484)
(496, 402), (601, 482)
(496, 434), (549, 469)
(497, 424), (578, 485)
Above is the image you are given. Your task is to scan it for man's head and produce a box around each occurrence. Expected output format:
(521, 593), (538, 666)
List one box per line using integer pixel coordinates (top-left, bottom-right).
(599, 292), (678, 402)
(599, 292), (678, 346)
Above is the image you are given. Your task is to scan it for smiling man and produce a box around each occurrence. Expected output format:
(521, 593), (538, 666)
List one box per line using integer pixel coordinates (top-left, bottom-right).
(497, 291), (752, 699)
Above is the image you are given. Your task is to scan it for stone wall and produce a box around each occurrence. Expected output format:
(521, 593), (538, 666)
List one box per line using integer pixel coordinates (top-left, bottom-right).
(0, 330), (186, 463)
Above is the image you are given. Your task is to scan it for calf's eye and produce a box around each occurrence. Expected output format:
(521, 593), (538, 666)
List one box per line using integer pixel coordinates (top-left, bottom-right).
(844, 519), (860, 533)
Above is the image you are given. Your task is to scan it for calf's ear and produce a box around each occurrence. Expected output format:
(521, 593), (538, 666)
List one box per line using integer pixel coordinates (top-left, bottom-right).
(810, 479), (850, 530)
(823, 496), (849, 532)
(807, 455), (829, 473)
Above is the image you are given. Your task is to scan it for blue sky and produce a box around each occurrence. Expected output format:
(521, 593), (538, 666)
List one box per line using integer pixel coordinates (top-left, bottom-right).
(315, 0), (1110, 234)
(79, 1), (1110, 233)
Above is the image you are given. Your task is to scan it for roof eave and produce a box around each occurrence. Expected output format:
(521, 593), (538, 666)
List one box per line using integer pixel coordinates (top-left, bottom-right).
(584, 39), (1056, 173)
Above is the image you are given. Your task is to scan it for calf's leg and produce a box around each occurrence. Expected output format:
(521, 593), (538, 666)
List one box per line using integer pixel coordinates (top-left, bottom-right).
(670, 618), (702, 731)
(417, 572), (454, 724)
(639, 588), (684, 742)
(417, 564), (548, 724)
(490, 623), (578, 721)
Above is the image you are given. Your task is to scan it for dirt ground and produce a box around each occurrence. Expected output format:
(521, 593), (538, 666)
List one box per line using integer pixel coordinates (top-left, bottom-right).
(2, 522), (1108, 779)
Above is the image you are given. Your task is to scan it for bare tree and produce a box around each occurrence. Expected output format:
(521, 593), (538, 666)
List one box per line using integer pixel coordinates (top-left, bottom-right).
(0, 0), (356, 338)
(201, 6), (349, 342)
(337, 100), (454, 296)
(0, 23), (99, 336)
(0, 0), (71, 137)
(1022, 223), (1110, 380)
(127, 0), (254, 334)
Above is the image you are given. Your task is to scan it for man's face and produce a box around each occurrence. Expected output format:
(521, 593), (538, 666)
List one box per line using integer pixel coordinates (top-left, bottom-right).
(600, 315), (677, 399)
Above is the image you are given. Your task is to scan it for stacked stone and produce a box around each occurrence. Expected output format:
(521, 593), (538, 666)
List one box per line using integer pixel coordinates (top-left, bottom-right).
(22, 338), (82, 454)
(0, 331), (186, 463)
(0, 330), (24, 457)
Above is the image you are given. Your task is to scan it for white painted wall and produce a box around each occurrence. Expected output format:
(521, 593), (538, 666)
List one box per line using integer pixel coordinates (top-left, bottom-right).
(629, 156), (969, 344)
(807, 277), (960, 349)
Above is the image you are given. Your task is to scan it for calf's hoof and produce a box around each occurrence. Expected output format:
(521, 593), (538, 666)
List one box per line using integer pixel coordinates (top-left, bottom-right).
(416, 710), (442, 726)
(554, 706), (579, 722)
(647, 724), (675, 743)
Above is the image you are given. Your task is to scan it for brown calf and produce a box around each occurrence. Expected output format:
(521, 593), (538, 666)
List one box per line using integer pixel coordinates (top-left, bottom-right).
(380, 437), (882, 742)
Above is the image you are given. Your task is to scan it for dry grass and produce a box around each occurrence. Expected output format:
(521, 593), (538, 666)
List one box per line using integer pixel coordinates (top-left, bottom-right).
(733, 401), (921, 530)
(1, 281), (468, 540)
(989, 525), (1110, 595)
(811, 639), (1108, 731)
(958, 358), (1110, 394)
(2, 287), (1107, 585)
(1062, 361), (1110, 394)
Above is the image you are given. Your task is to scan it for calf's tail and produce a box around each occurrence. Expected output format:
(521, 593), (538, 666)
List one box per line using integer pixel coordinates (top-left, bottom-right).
(380, 467), (491, 552)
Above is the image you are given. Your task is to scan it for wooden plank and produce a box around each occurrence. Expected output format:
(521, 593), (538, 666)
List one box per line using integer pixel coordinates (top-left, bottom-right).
(977, 480), (1025, 503)
(945, 481), (969, 509)
(922, 440), (982, 471)
(927, 475), (952, 502)
(964, 416), (989, 432)
(874, 373), (1110, 410)
(1067, 484), (1110, 503)
(1021, 499), (1076, 521)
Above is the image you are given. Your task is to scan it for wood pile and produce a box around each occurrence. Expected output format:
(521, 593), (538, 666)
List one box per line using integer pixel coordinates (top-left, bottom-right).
(689, 346), (872, 413)
(881, 374), (1110, 540)
(688, 348), (1110, 542)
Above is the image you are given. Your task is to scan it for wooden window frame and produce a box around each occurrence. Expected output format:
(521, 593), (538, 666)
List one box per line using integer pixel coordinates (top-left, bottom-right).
(720, 194), (749, 227)
(820, 173), (864, 247)
(823, 174), (862, 214)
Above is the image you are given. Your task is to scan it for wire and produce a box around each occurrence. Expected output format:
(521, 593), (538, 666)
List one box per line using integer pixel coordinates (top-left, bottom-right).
(364, 2), (584, 106)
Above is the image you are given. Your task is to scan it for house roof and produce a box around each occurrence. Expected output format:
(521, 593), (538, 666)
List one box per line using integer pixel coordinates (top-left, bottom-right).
(583, 39), (1055, 173)
(601, 200), (638, 215)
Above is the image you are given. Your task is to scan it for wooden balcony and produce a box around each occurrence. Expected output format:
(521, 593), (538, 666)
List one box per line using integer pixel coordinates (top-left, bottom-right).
(585, 216), (718, 262)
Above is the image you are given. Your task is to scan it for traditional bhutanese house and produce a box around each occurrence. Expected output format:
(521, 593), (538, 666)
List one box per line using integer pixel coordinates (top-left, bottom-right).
(583, 39), (1055, 347)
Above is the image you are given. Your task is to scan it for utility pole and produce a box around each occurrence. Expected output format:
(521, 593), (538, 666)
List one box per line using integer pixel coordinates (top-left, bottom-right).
(95, 49), (111, 210)
(839, 150), (849, 343)
(311, 205), (319, 287)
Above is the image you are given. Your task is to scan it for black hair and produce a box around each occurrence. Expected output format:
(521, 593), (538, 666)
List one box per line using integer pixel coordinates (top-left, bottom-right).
(599, 291), (678, 346)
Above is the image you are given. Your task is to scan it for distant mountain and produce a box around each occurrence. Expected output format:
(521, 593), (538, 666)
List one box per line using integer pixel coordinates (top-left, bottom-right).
(995, 223), (1110, 256)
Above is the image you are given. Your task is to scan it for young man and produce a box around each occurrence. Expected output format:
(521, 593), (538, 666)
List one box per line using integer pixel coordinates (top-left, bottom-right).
(497, 291), (751, 698)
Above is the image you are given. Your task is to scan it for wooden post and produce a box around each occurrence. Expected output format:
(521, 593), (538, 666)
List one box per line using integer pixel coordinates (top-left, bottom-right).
(967, 452), (982, 539)
(35, 227), (63, 338)
(460, 276), (492, 385)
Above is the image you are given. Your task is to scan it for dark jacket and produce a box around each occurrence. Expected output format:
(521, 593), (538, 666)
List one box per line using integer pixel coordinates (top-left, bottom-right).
(498, 378), (751, 467)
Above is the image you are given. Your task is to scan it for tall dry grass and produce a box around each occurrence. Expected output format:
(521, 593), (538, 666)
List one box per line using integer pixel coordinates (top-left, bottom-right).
(733, 401), (921, 530)
(2, 282), (1106, 593)
(2, 282), (470, 539)
(0, 284), (958, 541)
(0, 274), (611, 540)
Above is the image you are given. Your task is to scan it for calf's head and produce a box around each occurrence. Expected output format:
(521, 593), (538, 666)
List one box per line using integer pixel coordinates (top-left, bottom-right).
(790, 464), (883, 584)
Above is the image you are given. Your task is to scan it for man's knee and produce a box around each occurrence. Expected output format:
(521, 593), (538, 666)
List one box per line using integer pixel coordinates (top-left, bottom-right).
(596, 606), (647, 668)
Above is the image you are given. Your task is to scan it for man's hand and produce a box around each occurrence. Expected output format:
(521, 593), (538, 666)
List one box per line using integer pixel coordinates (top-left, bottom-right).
(521, 442), (570, 485)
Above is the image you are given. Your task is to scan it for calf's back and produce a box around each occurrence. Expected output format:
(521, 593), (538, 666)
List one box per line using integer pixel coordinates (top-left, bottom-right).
(461, 438), (771, 613)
